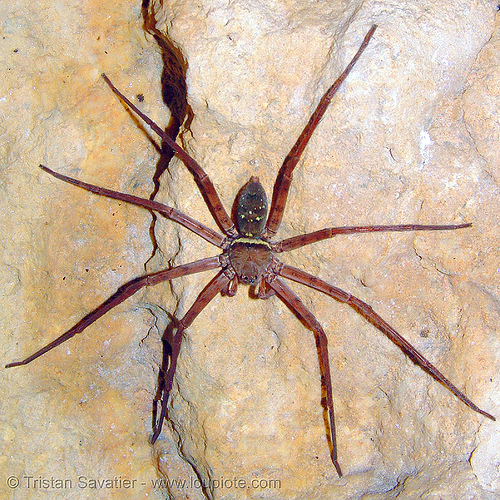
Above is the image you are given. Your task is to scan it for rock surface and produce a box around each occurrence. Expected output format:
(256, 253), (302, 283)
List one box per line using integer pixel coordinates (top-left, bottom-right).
(1, 1), (499, 499)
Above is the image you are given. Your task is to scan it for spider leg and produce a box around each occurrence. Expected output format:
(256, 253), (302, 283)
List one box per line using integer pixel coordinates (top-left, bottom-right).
(5, 256), (221, 368)
(40, 165), (225, 248)
(279, 263), (496, 421)
(264, 25), (377, 239)
(274, 223), (471, 253)
(102, 74), (237, 237)
(265, 276), (342, 476)
(151, 270), (231, 443)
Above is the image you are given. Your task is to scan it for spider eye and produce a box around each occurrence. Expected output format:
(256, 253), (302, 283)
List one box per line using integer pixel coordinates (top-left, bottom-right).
(240, 275), (256, 285)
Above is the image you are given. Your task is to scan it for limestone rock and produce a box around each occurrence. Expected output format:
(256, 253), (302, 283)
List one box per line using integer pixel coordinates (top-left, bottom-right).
(1, 1), (499, 499)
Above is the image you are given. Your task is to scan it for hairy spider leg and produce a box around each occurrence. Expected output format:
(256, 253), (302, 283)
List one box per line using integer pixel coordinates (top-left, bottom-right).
(101, 73), (237, 237)
(275, 223), (472, 253)
(39, 165), (225, 248)
(279, 263), (496, 421)
(151, 270), (231, 443)
(261, 260), (495, 476)
(267, 276), (342, 477)
(264, 24), (377, 239)
(5, 257), (221, 368)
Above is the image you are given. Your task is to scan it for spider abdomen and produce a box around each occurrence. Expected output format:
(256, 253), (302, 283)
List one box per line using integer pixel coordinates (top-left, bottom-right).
(228, 239), (273, 285)
(235, 177), (268, 237)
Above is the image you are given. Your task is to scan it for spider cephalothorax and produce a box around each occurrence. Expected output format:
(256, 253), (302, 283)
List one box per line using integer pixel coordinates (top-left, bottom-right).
(226, 238), (273, 286)
(6, 25), (494, 476)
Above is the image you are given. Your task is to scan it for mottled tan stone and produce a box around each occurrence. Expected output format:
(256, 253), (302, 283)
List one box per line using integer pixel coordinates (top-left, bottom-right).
(1, 1), (499, 499)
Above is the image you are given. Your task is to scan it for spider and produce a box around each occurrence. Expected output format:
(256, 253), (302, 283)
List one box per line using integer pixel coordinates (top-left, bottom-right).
(6, 25), (495, 476)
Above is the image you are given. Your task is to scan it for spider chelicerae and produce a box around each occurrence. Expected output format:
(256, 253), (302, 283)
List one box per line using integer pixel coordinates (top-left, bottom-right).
(6, 25), (494, 476)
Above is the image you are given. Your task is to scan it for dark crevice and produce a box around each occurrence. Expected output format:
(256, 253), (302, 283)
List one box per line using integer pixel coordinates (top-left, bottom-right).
(142, 0), (194, 271)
